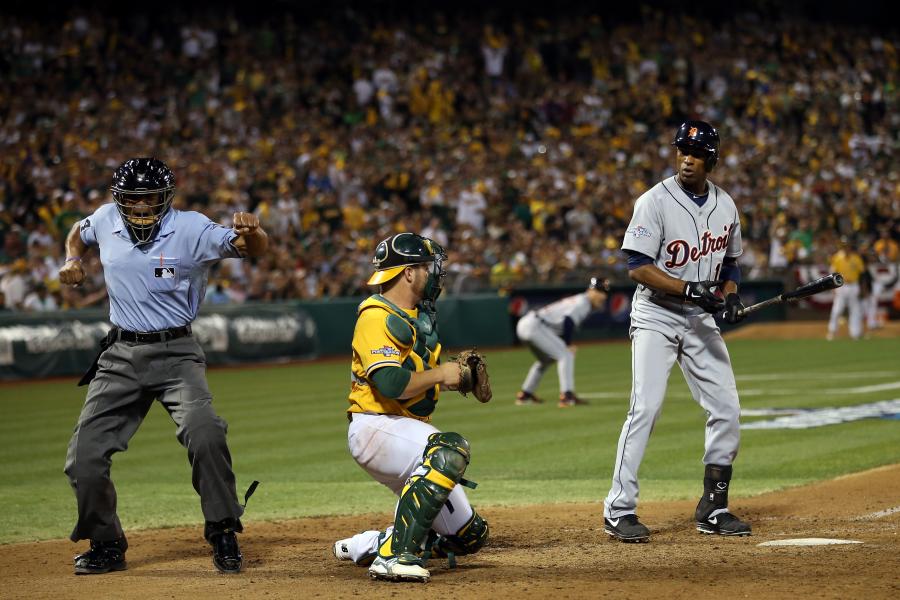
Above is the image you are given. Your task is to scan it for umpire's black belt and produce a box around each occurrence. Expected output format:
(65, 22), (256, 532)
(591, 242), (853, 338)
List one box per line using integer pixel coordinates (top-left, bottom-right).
(115, 325), (192, 344)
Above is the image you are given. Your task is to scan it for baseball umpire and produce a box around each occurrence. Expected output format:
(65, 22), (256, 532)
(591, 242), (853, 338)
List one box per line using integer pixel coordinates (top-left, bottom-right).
(331, 232), (490, 583)
(59, 158), (268, 575)
(514, 277), (608, 407)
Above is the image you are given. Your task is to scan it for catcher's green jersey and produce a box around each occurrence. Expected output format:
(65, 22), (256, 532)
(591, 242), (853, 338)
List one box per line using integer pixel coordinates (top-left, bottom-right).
(348, 295), (442, 422)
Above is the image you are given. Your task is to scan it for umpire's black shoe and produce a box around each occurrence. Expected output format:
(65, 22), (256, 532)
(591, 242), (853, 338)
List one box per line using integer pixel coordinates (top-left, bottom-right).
(210, 531), (243, 574)
(604, 515), (650, 542)
(696, 511), (752, 536)
(74, 538), (127, 575)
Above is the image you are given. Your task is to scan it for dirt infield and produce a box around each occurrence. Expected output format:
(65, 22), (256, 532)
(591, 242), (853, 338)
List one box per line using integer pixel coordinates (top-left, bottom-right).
(5, 464), (900, 599)
(725, 320), (900, 341)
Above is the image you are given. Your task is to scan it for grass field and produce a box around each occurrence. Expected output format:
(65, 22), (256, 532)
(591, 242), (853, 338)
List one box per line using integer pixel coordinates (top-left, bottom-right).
(2, 337), (899, 544)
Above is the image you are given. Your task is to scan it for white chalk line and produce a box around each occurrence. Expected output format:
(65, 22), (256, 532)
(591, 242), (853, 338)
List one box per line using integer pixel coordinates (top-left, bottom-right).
(825, 381), (900, 394)
(580, 386), (886, 401)
(855, 506), (900, 521)
(737, 371), (900, 382)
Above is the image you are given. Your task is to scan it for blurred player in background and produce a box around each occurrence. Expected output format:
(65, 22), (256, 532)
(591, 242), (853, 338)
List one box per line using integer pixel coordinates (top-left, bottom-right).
(827, 236), (864, 340)
(514, 277), (608, 407)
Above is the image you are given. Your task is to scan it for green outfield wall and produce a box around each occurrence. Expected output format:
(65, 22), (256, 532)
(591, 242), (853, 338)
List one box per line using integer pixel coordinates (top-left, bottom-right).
(0, 282), (784, 380)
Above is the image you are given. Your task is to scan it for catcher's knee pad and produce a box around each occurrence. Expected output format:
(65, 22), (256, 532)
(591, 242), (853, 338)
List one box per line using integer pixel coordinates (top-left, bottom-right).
(422, 431), (470, 482)
(432, 510), (489, 557)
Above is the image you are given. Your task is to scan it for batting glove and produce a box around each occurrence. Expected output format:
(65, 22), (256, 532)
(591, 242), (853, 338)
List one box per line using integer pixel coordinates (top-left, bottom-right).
(683, 280), (725, 314)
(722, 292), (746, 324)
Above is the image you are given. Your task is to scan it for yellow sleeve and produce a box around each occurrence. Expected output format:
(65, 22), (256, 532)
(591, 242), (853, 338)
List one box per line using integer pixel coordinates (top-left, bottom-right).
(352, 308), (407, 377)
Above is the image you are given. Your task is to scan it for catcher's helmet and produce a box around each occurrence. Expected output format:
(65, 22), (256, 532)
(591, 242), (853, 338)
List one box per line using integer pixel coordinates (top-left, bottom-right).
(368, 233), (447, 301)
(110, 158), (176, 244)
(672, 120), (720, 171)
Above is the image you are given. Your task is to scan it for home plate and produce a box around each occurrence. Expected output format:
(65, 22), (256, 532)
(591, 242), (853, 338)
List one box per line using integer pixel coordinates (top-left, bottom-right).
(758, 538), (863, 547)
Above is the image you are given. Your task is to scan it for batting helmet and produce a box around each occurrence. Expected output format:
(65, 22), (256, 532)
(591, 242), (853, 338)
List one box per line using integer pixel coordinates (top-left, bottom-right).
(110, 158), (176, 244)
(368, 232), (448, 302)
(672, 120), (720, 171)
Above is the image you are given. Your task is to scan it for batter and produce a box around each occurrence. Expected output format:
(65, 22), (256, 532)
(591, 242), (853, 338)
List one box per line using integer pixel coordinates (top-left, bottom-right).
(603, 121), (752, 542)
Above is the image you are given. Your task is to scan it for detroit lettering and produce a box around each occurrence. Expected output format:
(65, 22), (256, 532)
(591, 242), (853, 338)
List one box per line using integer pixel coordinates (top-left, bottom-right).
(664, 226), (731, 269)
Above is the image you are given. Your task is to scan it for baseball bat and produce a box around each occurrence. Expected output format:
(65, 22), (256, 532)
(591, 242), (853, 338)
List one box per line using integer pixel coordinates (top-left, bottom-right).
(737, 272), (844, 317)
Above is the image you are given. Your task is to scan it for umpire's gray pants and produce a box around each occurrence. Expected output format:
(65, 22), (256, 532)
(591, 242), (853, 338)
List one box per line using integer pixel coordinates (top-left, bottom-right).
(64, 336), (243, 542)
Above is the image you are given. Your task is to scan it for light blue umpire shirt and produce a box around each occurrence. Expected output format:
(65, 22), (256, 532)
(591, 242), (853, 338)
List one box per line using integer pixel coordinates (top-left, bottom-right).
(79, 203), (242, 332)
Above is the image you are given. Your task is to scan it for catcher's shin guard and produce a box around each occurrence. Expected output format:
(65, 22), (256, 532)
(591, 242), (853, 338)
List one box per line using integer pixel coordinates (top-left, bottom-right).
(430, 510), (489, 558)
(383, 432), (471, 565)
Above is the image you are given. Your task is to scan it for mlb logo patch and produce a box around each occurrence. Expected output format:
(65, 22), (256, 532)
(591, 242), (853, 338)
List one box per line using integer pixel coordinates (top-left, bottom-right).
(627, 225), (653, 239)
(371, 345), (400, 357)
(155, 267), (176, 279)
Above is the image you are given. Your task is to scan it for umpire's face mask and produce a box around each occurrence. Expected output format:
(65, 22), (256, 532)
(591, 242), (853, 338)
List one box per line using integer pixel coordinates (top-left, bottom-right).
(113, 190), (174, 244)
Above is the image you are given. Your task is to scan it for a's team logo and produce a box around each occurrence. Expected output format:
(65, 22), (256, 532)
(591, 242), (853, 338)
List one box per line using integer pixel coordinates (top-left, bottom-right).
(664, 225), (731, 269)
(371, 345), (400, 357)
(154, 267), (175, 279)
(688, 126), (699, 137)
(627, 225), (653, 239)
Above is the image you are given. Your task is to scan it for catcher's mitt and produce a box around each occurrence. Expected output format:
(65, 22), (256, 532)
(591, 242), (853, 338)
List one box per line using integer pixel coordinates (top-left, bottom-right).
(454, 349), (492, 403)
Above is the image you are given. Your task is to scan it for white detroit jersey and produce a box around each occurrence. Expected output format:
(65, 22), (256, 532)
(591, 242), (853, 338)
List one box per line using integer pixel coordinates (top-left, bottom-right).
(623, 175), (742, 284)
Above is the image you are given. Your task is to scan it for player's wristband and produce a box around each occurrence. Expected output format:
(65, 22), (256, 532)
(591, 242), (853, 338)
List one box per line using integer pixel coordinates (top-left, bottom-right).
(65, 257), (82, 262)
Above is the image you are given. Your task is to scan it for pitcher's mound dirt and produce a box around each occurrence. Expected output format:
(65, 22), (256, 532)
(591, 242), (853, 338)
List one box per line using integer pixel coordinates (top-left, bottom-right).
(5, 464), (900, 599)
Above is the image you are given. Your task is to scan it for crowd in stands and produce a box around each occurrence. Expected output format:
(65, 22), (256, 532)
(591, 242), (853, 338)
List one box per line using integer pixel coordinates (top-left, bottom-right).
(1, 4), (898, 311)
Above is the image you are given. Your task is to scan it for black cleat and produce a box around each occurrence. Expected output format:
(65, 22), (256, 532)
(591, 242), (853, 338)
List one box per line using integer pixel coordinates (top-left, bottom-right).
(210, 531), (243, 574)
(515, 391), (543, 405)
(558, 391), (589, 408)
(696, 512), (752, 536)
(74, 538), (127, 575)
(604, 515), (650, 542)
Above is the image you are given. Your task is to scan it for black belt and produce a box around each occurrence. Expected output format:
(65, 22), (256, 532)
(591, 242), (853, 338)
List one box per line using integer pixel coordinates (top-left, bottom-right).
(115, 325), (192, 344)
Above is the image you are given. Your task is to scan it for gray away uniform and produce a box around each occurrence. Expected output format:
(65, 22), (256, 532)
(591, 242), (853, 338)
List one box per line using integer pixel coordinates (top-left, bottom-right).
(516, 292), (593, 395)
(604, 176), (743, 520)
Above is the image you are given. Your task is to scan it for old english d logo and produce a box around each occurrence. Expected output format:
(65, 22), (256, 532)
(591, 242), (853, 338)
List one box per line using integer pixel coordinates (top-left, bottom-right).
(688, 126), (698, 137)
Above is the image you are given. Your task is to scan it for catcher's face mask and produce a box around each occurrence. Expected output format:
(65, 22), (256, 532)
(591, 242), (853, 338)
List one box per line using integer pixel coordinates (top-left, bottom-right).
(421, 238), (447, 304)
(368, 233), (447, 303)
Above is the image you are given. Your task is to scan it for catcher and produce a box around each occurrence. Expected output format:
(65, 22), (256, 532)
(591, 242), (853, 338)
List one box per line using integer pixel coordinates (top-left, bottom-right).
(332, 232), (491, 583)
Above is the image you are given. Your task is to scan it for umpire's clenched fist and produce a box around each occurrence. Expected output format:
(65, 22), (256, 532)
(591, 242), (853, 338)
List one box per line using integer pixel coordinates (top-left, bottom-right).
(233, 212), (260, 236)
(59, 259), (85, 286)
